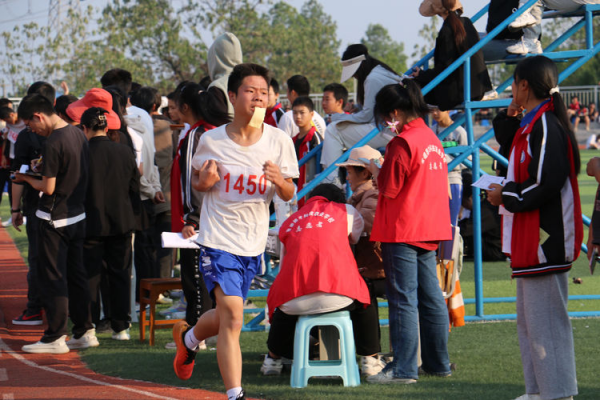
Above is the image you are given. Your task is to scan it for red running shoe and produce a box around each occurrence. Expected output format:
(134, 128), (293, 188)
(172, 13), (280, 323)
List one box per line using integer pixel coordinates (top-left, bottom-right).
(173, 321), (196, 380)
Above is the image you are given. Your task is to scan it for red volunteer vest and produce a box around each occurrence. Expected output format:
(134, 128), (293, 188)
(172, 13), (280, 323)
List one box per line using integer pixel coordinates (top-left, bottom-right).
(371, 118), (452, 243)
(267, 197), (370, 320)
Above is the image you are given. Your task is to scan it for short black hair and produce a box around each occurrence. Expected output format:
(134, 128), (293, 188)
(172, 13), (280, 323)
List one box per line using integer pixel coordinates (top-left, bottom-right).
(27, 81), (56, 104)
(308, 183), (346, 204)
(17, 94), (56, 120)
(101, 68), (133, 95)
(292, 96), (314, 112)
(0, 106), (15, 120)
(227, 63), (270, 95)
(287, 75), (310, 97)
(81, 107), (109, 131)
(323, 83), (348, 108)
(55, 94), (78, 122)
(374, 80), (430, 127)
(130, 86), (158, 113)
(270, 78), (280, 94)
(129, 82), (142, 97)
(0, 98), (13, 109)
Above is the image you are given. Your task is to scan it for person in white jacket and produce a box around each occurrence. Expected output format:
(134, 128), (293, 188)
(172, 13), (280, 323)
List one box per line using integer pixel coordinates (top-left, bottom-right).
(124, 106), (164, 302)
(321, 44), (403, 174)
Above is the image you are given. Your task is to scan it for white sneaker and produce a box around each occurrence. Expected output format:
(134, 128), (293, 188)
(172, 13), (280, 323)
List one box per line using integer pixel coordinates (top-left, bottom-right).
(260, 354), (283, 376)
(67, 329), (100, 349)
(156, 294), (173, 304)
(506, 38), (543, 55)
(22, 335), (69, 354)
(509, 10), (538, 31)
(111, 329), (130, 341)
(361, 355), (386, 376)
(514, 395), (542, 400)
(366, 369), (417, 385)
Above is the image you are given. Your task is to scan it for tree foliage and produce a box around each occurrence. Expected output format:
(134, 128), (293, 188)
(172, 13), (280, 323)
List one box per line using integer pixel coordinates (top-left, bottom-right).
(361, 23), (408, 75)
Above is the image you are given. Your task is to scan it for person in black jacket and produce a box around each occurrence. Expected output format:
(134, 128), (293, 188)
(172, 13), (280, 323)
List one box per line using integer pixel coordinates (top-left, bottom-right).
(81, 107), (140, 340)
(487, 56), (580, 400)
(172, 84), (230, 335)
(413, 0), (493, 111)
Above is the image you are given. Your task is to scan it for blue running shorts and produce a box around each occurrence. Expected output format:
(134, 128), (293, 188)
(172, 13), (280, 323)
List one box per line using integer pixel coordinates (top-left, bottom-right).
(198, 245), (262, 301)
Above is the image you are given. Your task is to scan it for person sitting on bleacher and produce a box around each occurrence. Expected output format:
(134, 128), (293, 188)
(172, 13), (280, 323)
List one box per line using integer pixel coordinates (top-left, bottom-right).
(508, 0), (597, 54)
(261, 184), (378, 377)
(412, 0), (493, 111)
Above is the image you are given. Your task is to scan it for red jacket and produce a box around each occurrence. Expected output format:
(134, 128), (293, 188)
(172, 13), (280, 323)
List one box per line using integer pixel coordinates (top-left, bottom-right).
(267, 197), (370, 320)
(371, 118), (452, 244)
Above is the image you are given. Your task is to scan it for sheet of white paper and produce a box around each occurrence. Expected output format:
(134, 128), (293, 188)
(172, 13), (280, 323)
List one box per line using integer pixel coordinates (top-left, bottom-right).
(19, 165), (29, 174)
(471, 175), (505, 190)
(161, 232), (200, 249)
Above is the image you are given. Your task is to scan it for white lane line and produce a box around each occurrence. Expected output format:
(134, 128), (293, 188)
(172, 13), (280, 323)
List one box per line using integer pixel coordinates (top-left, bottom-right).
(0, 368), (7, 381)
(3, 394), (15, 400)
(0, 337), (178, 400)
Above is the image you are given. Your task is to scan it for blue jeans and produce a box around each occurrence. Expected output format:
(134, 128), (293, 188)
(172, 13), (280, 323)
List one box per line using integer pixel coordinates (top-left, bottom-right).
(381, 243), (450, 379)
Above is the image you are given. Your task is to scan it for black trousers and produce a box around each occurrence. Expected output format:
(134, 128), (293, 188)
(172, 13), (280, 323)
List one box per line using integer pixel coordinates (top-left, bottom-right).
(180, 248), (212, 326)
(0, 168), (12, 207)
(267, 297), (381, 360)
(134, 199), (158, 301)
(37, 219), (93, 342)
(84, 233), (133, 333)
(154, 210), (173, 279)
(25, 213), (43, 313)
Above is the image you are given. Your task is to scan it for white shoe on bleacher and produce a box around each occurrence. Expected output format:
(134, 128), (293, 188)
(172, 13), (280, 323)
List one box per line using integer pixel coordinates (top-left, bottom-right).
(507, 38), (542, 55)
(509, 10), (538, 31)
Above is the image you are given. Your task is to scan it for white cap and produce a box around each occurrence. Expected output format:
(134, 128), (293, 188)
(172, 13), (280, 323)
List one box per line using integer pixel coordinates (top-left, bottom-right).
(341, 54), (366, 83)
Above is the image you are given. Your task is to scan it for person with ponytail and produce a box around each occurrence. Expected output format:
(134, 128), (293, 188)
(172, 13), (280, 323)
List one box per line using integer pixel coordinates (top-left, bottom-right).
(81, 106), (140, 340)
(320, 43), (403, 172)
(365, 79), (453, 384)
(487, 56), (580, 400)
(172, 83), (230, 338)
(413, 0), (492, 111)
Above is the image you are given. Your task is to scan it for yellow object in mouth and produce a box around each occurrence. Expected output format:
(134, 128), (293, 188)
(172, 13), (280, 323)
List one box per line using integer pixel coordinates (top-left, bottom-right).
(249, 107), (266, 129)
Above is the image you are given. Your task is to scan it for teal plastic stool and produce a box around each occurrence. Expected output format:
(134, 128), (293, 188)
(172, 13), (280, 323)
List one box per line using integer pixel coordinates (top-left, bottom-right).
(290, 311), (361, 388)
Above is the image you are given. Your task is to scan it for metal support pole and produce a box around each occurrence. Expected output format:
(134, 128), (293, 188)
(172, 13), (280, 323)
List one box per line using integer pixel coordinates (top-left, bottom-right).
(463, 58), (484, 318)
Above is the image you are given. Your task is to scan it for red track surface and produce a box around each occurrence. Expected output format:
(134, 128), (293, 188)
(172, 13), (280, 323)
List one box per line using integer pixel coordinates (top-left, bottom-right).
(0, 226), (229, 399)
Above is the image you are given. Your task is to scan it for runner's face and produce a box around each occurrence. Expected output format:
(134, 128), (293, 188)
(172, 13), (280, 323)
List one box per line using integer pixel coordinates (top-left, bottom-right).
(232, 75), (269, 118)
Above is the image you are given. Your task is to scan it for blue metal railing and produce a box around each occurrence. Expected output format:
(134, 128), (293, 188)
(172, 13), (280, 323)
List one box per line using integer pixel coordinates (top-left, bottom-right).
(246, 3), (600, 331)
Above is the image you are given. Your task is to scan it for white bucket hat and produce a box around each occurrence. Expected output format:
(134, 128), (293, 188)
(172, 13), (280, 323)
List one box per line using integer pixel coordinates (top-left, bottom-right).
(335, 145), (382, 168)
(341, 54), (366, 83)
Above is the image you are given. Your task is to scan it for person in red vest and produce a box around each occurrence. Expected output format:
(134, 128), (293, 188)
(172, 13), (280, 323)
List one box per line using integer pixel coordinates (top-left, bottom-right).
(367, 79), (453, 384)
(261, 183), (376, 376)
(488, 56), (580, 400)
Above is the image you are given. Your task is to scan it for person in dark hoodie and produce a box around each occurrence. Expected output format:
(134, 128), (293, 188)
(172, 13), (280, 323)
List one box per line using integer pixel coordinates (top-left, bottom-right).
(207, 32), (243, 121)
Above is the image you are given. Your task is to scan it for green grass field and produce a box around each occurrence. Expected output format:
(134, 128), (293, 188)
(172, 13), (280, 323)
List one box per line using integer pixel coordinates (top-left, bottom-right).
(2, 150), (600, 399)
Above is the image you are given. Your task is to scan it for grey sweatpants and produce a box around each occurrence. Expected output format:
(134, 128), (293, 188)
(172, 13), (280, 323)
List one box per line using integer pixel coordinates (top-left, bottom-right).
(516, 272), (578, 399)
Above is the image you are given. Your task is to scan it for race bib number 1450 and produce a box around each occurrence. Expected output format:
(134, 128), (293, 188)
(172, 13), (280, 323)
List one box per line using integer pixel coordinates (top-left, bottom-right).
(219, 164), (271, 202)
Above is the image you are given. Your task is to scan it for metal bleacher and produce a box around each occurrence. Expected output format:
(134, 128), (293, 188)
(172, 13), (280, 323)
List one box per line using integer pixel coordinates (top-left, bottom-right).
(243, 1), (600, 331)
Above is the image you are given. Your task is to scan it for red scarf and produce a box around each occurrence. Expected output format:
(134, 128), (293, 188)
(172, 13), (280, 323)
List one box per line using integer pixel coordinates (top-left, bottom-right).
(509, 99), (582, 267)
(170, 120), (215, 232)
(292, 126), (317, 207)
(264, 103), (283, 127)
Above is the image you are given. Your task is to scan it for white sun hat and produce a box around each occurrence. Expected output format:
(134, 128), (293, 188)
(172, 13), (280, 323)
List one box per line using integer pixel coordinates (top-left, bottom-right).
(341, 54), (366, 83)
